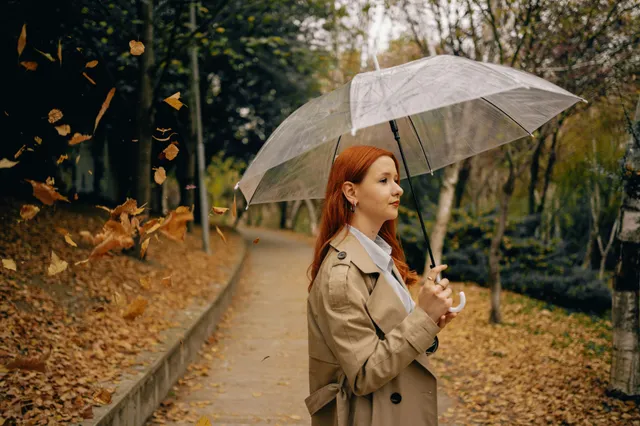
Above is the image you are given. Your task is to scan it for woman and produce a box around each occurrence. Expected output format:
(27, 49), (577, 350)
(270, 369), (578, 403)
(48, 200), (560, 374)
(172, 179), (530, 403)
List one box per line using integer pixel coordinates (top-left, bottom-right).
(305, 145), (458, 426)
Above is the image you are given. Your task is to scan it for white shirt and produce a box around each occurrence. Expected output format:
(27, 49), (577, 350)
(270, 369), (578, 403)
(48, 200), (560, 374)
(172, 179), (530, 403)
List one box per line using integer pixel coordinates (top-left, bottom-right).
(347, 224), (416, 314)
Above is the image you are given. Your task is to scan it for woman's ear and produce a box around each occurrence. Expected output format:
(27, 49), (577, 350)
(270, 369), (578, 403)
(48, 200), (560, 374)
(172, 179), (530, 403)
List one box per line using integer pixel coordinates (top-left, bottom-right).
(342, 181), (356, 204)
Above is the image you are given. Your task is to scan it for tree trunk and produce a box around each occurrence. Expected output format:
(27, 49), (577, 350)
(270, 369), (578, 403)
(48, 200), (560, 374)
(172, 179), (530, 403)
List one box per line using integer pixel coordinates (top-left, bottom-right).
(189, 0), (210, 254)
(488, 149), (516, 324)
(609, 97), (640, 399)
(279, 201), (288, 229)
(305, 199), (319, 236)
(424, 161), (461, 272)
(285, 199), (303, 229)
(134, 0), (155, 211)
(454, 157), (472, 209)
(528, 132), (546, 215)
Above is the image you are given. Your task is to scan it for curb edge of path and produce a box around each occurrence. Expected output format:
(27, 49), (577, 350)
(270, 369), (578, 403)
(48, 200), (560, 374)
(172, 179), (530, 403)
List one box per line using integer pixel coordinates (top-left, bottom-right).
(84, 232), (249, 426)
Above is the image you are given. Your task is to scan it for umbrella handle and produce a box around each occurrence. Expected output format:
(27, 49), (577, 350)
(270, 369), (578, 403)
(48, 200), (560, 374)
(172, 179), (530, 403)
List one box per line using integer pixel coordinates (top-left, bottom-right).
(448, 291), (466, 313)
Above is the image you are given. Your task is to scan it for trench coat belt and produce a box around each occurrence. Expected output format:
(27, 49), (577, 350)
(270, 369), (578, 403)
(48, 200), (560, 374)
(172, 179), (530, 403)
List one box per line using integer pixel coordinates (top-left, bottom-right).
(304, 372), (350, 424)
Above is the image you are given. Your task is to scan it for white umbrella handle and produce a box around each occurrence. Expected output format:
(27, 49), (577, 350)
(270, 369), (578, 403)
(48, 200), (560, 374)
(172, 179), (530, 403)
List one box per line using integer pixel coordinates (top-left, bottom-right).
(435, 273), (466, 313)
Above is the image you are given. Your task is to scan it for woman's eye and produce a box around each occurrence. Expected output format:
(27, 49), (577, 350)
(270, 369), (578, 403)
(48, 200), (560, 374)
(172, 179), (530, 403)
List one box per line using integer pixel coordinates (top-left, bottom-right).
(380, 178), (387, 183)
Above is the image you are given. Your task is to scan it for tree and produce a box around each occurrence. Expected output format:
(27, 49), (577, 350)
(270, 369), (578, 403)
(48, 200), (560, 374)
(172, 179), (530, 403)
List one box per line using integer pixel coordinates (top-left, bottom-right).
(609, 96), (640, 399)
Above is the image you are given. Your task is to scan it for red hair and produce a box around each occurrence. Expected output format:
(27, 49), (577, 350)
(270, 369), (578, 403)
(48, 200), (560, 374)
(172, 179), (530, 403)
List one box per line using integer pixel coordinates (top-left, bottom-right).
(306, 145), (419, 292)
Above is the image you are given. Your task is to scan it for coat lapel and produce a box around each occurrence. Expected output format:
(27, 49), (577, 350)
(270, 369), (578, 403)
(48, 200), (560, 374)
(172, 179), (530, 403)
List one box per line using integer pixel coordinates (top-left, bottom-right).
(329, 225), (437, 378)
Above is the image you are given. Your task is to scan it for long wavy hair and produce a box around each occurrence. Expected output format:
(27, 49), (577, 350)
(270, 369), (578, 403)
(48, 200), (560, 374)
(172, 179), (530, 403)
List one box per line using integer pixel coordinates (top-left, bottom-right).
(306, 145), (419, 292)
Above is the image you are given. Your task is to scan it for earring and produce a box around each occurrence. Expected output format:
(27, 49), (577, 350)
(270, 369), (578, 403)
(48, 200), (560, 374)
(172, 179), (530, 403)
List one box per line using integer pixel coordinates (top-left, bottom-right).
(350, 201), (357, 212)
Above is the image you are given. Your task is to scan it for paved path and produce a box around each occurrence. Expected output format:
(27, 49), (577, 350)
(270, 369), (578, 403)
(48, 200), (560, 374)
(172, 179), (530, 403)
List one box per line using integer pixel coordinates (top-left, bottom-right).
(149, 226), (454, 425)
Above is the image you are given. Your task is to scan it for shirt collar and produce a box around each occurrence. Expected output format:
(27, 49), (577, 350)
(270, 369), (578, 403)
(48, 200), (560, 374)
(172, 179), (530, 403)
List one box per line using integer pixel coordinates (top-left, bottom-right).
(347, 224), (393, 273)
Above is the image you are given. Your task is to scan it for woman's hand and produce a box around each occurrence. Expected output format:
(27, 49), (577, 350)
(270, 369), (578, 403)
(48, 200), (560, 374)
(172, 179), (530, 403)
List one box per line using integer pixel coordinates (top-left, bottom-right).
(437, 311), (458, 329)
(417, 264), (453, 323)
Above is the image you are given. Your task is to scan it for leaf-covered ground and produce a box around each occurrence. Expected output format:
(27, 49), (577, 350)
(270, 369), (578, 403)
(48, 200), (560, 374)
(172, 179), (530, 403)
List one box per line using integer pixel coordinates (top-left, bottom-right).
(426, 282), (640, 425)
(0, 198), (243, 424)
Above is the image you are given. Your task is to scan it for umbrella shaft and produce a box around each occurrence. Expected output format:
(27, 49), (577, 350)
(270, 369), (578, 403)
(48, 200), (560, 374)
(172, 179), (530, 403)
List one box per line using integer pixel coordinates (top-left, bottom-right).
(388, 120), (437, 270)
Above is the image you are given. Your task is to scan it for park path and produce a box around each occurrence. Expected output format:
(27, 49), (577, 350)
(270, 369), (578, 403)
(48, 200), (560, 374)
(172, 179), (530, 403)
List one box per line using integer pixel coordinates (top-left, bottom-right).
(149, 226), (454, 425)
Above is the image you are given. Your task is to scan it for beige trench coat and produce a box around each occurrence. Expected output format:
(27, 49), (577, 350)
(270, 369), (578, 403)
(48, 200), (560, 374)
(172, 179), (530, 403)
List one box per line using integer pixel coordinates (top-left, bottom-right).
(306, 225), (442, 426)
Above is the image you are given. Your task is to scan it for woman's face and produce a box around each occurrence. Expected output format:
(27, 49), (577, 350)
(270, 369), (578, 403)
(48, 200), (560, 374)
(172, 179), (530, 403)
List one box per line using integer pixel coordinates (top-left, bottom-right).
(348, 156), (404, 223)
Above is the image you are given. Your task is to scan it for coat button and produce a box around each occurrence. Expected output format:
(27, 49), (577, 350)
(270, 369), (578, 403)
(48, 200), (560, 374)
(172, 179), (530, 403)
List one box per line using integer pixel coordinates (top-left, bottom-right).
(337, 251), (347, 260)
(390, 392), (402, 404)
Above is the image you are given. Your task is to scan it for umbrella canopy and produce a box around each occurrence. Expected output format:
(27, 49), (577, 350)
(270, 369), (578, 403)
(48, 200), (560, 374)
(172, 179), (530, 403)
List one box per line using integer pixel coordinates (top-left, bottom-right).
(236, 54), (584, 206)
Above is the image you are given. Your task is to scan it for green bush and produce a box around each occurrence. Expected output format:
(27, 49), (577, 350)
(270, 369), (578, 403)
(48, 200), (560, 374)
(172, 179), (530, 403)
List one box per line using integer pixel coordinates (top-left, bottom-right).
(398, 206), (611, 316)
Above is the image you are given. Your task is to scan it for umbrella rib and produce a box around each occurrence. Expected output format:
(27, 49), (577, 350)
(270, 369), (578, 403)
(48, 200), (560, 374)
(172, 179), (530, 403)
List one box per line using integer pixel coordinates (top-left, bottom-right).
(407, 116), (433, 175)
(480, 97), (532, 136)
(331, 135), (342, 165)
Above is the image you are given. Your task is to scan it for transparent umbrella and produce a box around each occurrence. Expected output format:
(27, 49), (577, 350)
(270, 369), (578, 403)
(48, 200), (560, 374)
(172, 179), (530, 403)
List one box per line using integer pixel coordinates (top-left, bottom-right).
(235, 54), (585, 312)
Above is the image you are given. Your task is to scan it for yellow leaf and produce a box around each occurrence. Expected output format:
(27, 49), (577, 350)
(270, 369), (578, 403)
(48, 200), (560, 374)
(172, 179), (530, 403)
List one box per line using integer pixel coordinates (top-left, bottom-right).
(156, 127), (172, 133)
(76, 155), (80, 164)
(252, 392), (262, 397)
(57, 39), (62, 65)
(163, 92), (184, 110)
(215, 226), (227, 244)
(25, 179), (69, 205)
(140, 237), (150, 258)
(0, 158), (18, 168)
(47, 251), (68, 276)
(253, 238), (260, 244)
(82, 72), (96, 85)
(92, 388), (113, 405)
(68, 133), (92, 146)
(163, 144), (179, 161)
(46, 176), (55, 186)
(88, 170), (93, 175)
(161, 275), (172, 287)
(196, 416), (212, 426)
(14, 145), (26, 159)
(86, 60), (98, 68)
(34, 47), (55, 62)
(34, 136), (42, 144)
(2, 259), (17, 271)
(64, 234), (77, 247)
(289, 415), (301, 420)
(17, 24), (26, 58)
(20, 204), (40, 220)
(211, 207), (228, 215)
(20, 61), (38, 71)
(129, 40), (145, 56)
(122, 296), (147, 320)
(94, 87), (116, 133)
(154, 167), (166, 185)
(56, 154), (68, 165)
(48, 109), (63, 124)
(55, 124), (71, 136)
(139, 276), (151, 290)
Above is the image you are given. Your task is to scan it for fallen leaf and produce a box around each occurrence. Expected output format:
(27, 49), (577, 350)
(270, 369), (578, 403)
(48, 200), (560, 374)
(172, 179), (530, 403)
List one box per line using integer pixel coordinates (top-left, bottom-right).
(253, 238), (260, 244)
(161, 276), (172, 287)
(82, 72), (96, 85)
(92, 388), (113, 405)
(14, 145), (26, 159)
(47, 251), (68, 276)
(2, 259), (17, 271)
(154, 167), (166, 185)
(139, 276), (151, 290)
(48, 109), (63, 124)
(20, 61), (38, 71)
(55, 124), (71, 136)
(289, 414), (301, 420)
(34, 136), (42, 144)
(20, 204), (40, 220)
(56, 154), (68, 164)
(163, 144), (179, 160)
(34, 47), (55, 62)
(94, 87), (116, 134)
(215, 226), (227, 244)
(69, 133), (92, 145)
(252, 392), (262, 397)
(129, 40), (145, 56)
(17, 24), (26, 58)
(122, 296), (147, 320)
(86, 60), (98, 68)
(140, 237), (150, 258)
(163, 92), (184, 110)
(25, 179), (69, 205)
(196, 416), (212, 426)
(5, 347), (51, 373)
(0, 158), (19, 168)
(64, 234), (77, 247)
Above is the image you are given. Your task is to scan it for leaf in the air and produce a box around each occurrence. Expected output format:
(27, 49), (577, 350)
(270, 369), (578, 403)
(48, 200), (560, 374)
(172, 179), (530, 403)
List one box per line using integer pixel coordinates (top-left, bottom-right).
(140, 237), (150, 258)
(163, 143), (179, 161)
(14, 145), (26, 159)
(47, 251), (68, 276)
(48, 109), (63, 124)
(82, 72), (96, 85)
(20, 61), (38, 71)
(57, 39), (62, 65)
(55, 124), (71, 136)
(25, 179), (69, 205)
(86, 60), (98, 68)
(94, 87), (116, 133)
(154, 167), (166, 185)
(129, 40), (145, 56)
(163, 92), (184, 110)
(211, 207), (228, 215)
(0, 158), (19, 168)
(56, 154), (68, 165)
(2, 259), (17, 271)
(69, 133), (92, 145)
(215, 226), (227, 244)
(34, 47), (55, 62)
(17, 24), (26, 58)
(122, 296), (147, 320)
(20, 204), (40, 220)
